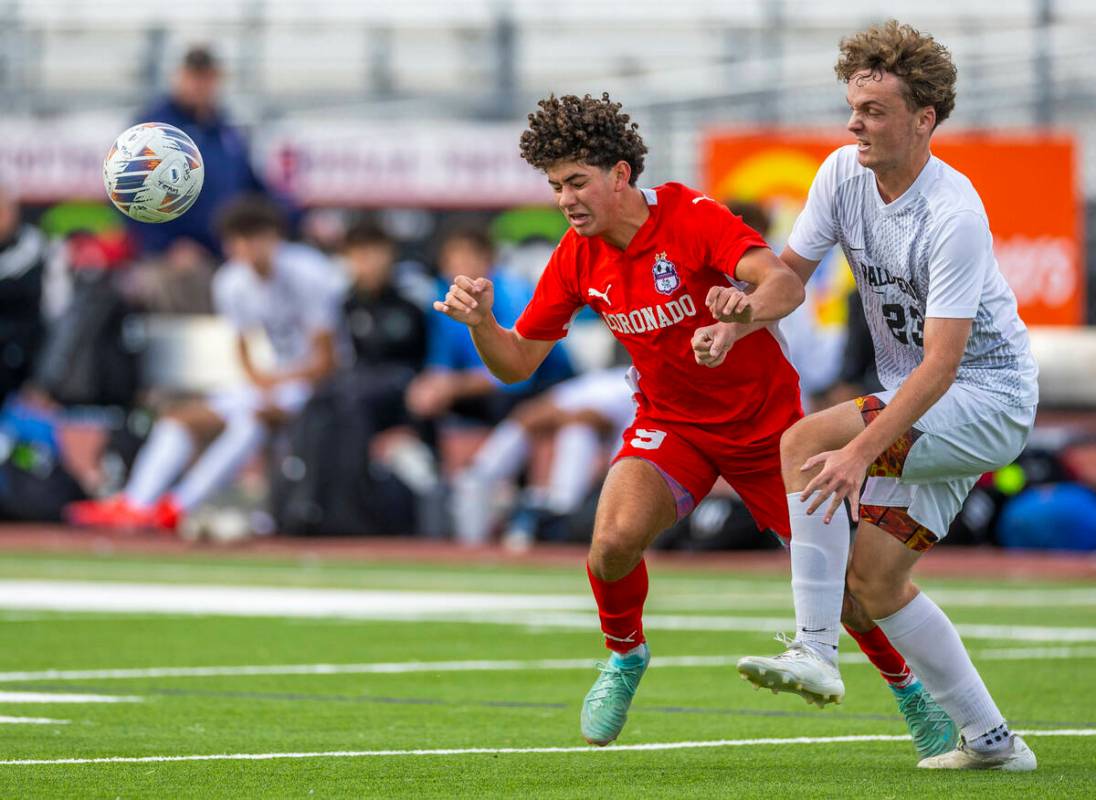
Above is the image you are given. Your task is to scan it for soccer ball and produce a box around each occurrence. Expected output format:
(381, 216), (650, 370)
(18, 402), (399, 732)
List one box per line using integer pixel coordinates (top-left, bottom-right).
(103, 122), (204, 223)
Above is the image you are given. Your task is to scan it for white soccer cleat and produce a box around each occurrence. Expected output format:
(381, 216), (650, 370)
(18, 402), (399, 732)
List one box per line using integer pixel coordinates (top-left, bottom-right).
(917, 734), (1037, 771)
(736, 636), (845, 707)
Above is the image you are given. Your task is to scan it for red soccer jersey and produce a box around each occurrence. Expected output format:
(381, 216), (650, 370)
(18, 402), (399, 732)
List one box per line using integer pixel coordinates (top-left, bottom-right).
(515, 182), (802, 443)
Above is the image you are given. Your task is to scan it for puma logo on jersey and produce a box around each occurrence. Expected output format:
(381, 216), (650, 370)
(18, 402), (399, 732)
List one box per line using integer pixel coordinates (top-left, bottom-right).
(692, 195), (716, 205)
(587, 284), (613, 306)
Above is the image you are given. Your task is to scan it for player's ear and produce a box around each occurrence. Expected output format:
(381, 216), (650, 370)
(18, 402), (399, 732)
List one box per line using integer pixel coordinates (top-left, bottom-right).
(917, 105), (936, 135)
(613, 161), (631, 191)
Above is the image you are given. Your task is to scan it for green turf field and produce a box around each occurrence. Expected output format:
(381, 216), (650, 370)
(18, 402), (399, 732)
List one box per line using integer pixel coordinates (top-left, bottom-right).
(0, 550), (1093, 798)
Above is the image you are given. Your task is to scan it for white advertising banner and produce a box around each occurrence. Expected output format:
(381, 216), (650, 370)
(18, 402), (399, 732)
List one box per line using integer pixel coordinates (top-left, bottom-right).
(260, 121), (554, 207)
(0, 116), (554, 207)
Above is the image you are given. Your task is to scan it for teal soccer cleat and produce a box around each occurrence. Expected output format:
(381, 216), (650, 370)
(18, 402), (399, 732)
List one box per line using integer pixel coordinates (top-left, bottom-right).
(891, 679), (959, 759)
(580, 643), (650, 746)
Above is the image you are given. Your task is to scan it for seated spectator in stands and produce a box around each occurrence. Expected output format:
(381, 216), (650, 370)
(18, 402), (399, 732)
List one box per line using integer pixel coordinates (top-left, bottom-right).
(343, 221), (426, 376)
(337, 220), (427, 431)
(406, 225), (573, 434)
(131, 45), (278, 260)
(0, 181), (48, 404)
(67, 197), (345, 531)
(127, 46), (293, 314)
(452, 366), (636, 547)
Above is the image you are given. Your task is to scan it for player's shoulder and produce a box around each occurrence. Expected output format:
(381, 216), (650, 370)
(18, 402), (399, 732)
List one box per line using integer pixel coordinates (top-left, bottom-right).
(212, 259), (250, 296)
(818, 145), (871, 187)
(651, 181), (714, 208)
(924, 156), (988, 220)
(652, 182), (732, 226)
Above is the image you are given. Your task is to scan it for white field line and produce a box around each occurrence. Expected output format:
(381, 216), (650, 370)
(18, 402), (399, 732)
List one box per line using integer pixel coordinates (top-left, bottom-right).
(1, 581), (1094, 643)
(2, 645), (1095, 684)
(0, 692), (142, 703)
(0, 716), (69, 725)
(2, 728), (1093, 766)
(14, 559), (1096, 608)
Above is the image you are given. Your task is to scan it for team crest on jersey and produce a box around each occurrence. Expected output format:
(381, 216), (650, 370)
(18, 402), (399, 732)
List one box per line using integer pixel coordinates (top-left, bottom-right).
(652, 252), (680, 295)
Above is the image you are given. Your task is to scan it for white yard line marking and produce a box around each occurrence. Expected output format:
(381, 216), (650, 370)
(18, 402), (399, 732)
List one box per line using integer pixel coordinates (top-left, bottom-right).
(0, 581), (590, 617)
(0, 716), (69, 725)
(1, 728), (1091, 766)
(3, 645), (1095, 684)
(2, 580), (1094, 643)
(0, 692), (142, 703)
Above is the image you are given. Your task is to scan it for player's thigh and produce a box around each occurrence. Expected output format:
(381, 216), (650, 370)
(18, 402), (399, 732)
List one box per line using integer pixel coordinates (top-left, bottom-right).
(847, 520), (923, 618)
(588, 459), (680, 581)
(720, 438), (791, 542)
(779, 400), (866, 487)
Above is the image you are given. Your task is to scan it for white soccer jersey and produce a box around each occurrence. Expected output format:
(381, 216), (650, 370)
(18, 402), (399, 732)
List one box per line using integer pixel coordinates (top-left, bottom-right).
(213, 242), (347, 369)
(788, 145), (1038, 408)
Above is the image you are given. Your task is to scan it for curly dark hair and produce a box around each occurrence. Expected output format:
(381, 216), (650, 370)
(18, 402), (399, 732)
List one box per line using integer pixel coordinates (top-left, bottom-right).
(835, 20), (957, 128)
(519, 93), (647, 184)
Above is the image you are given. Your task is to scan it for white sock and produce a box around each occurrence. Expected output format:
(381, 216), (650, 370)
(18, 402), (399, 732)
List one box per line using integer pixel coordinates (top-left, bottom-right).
(467, 420), (529, 483)
(875, 592), (1007, 749)
(451, 471), (495, 545)
(789, 492), (849, 662)
(171, 416), (267, 512)
(546, 424), (599, 513)
(124, 419), (195, 508)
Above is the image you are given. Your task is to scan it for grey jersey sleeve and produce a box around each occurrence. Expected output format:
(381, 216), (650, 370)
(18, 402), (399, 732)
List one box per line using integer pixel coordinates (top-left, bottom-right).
(926, 210), (992, 319)
(787, 148), (844, 261)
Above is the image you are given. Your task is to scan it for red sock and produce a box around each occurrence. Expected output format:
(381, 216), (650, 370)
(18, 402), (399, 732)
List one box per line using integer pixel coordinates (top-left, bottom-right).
(587, 560), (648, 654)
(845, 623), (913, 687)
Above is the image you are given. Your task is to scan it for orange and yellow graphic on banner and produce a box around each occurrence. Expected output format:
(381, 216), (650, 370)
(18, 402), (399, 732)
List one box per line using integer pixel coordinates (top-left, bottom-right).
(703, 131), (1084, 326)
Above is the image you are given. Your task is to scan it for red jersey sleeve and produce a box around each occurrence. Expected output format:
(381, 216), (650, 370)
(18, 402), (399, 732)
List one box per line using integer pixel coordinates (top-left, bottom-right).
(688, 193), (769, 280)
(514, 233), (585, 341)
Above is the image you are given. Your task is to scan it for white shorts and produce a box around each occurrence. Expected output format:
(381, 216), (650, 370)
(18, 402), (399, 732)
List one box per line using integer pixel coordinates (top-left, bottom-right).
(208, 380), (313, 423)
(550, 367), (637, 439)
(858, 383), (1036, 547)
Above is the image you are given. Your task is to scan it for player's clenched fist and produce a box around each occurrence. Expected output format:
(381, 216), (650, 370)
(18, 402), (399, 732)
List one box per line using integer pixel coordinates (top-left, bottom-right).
(434, 275), (495, 327)
(706, 285), (753, 323)
(691, 323), (738, 368)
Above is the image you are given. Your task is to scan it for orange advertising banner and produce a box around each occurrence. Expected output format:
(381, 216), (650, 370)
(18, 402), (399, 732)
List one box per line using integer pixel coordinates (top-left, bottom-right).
(703, 131), (1084, 326)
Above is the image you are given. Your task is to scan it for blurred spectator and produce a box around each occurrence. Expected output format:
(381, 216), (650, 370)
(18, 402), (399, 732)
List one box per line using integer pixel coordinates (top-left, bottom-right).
(66, 197), (344, 532)
(451, 366), (636, 548)
(129, 45), (281, 261)
(0, 182), (49, 404)
(342, 221), (427, 377)
(406, 225), (574, 430)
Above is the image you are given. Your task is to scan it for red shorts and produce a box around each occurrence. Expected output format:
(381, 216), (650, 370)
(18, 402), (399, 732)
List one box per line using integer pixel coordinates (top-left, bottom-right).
(613, 412), (796, 540)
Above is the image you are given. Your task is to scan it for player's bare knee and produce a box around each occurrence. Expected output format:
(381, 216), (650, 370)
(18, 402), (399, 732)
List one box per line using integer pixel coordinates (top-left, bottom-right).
(590, 520), (644, 581)
(779, 420), (818, 489)
(840, 589), (875, 632)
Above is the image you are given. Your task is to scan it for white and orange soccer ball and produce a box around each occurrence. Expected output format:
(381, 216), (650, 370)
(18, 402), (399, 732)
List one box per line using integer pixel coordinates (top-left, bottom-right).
(102, 122), (204, 223)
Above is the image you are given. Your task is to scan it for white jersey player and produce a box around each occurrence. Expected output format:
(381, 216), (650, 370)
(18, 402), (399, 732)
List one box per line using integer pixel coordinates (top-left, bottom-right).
(68, 198), (345, 533)
(725, 21), (1038, 771)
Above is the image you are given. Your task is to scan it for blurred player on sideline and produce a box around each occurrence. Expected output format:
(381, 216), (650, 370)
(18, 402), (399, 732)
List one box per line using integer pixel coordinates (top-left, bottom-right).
(434, 93), (952, 754)
(735, 21), (1038, 771)
(451, 365), (637, 547)
(67, 197), (345, 532)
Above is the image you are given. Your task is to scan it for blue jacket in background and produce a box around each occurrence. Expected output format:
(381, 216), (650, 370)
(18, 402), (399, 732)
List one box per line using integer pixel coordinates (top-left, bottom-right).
(129, 97), (269, 257)
(426, 270), (573, 395)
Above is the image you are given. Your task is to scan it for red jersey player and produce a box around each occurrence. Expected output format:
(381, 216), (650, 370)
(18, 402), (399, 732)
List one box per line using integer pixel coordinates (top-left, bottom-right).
(436, 93), (953, 755)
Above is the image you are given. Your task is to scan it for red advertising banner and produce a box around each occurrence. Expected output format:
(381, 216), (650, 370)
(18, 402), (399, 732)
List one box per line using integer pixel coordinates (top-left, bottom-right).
(703, 131), (1084, 326)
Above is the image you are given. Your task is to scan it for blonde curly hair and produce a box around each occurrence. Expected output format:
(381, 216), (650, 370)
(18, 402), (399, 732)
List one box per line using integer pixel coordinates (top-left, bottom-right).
(835, 20), (957, 128)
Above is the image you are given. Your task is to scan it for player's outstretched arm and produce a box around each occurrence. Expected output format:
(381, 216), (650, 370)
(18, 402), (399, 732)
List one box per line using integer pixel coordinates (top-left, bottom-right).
(434, 275), (556, 384)
(707, 247), (805, 324)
